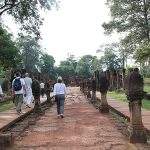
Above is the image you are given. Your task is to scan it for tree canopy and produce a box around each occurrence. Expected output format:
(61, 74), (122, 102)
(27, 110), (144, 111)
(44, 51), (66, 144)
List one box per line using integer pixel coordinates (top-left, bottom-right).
(0, 0), (58, 37)
(0, 26), (20, 68)
(40, 53), (55, 79)
(102, 0), (150, 62)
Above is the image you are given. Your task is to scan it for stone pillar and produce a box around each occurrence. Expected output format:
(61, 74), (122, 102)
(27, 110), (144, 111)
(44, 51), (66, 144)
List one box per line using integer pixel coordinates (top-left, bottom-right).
(99, 71), (109, 113)
(91, 76), (96, 101)
(87, 79), (91, 98)
(100, 92), (109, 113)
(128, 101), (147, 143)
(126, 68), (147, 143)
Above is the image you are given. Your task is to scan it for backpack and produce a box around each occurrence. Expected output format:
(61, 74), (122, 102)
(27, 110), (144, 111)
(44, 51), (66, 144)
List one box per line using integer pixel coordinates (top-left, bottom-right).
(13, 78), (22, 91)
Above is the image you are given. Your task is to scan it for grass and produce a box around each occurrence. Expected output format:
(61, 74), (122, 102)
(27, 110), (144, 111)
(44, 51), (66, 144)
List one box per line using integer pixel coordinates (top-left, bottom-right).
(0, 100), (14, 112)
(144, 78), (150, 84)
(144, 85), (150, 93)
(108, 91), (150, 110)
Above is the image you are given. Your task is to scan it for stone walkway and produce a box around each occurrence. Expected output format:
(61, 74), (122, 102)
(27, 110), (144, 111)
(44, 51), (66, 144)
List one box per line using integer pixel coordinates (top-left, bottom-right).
(96, 92), (150, 131)
(0, 96), (47, 131)
(12, 87), (142, 150)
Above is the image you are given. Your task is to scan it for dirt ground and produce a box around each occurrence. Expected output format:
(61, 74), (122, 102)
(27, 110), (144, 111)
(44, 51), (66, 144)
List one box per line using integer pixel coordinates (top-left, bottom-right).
(11, 87), (149, 150)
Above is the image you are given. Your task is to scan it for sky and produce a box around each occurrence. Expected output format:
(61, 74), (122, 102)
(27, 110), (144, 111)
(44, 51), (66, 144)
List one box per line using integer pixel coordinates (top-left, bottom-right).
(40, 0), (114, 65)
(2, 0), (121, 66)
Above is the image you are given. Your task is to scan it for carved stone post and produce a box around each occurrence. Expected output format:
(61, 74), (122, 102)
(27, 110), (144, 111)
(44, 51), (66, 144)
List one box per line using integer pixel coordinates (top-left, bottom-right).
(99, 71), (109, 113)
(83, 79), (87, 95)
(126, 68), (147, 143)
(87, 79), (91, 98)
(91, 76), (96, 101)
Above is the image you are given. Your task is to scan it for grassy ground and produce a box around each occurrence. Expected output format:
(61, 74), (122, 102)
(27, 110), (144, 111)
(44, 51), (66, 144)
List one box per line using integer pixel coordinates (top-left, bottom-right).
(108, 91), (150, 110)
(0, 101), (14, 112)
(144, 78), (150, 84)
(144, 85), (150, 93)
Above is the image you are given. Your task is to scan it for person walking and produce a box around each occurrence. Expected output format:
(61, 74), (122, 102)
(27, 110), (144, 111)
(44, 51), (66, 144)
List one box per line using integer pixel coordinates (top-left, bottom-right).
(12, 72), (26, 115)
(32, 76), (42, 114)
(24, 73), (33, 107)
(53, 76), (66, 118)
(40, 80), (45, 97)
(0, 84), (4, 101)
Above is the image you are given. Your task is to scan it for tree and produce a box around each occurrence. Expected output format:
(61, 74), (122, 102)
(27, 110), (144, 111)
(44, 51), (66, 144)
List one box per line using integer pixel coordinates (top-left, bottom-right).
(102, 0), (150, 58)
(100, 48), (122, 71)
(76, 55), (97, 78)
(0, 0), (58, 37)
(0, 26), (20, 68)
(40, 53), (55, 79)
(57, 60), (76, 78)
(18, 35), (41, 72)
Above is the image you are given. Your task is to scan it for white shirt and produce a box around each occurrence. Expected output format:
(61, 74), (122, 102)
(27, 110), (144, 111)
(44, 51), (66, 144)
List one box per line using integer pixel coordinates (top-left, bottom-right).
(40, 83), (45, 89)
(0, 85), (3, 95)
(24, 77), (32, 89)
(12, 77), (25, 94)
(53, 83), (66, 96)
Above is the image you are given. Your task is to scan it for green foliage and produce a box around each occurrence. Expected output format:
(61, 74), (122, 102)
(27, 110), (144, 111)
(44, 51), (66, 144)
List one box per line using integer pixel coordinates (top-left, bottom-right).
(0, 0), (58, 37)
(56, 55), (77, 78)
(40, 53), (55, 79)
(57, 60), (76, 78)
(103, 0), (150, 60)
(140, 65), (150, 78)
(0, 101), (14, 112)
(76, 55), (99, 78)
(134, 43), (150, 62)
(18, 35), (41, 72)
(0, 66), (5, 78)
(0, 26), (21, 68)
(100, 48), (122, 70)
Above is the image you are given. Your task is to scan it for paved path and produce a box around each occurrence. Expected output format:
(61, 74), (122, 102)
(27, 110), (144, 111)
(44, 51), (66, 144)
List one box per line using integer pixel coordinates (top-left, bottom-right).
(96, 92), (150, 130)
(0, 96), (47, 131)
(12, 87), (143, 150)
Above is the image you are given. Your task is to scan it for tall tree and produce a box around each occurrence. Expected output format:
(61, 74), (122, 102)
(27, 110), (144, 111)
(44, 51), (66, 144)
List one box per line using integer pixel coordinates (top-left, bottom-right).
(103, 0), (150, 56)
(100, 48), (122, 71)
(40, 53), (55, 79)
(0, 26), (20, 68)
(18, 35), (41, 72)
(76, 55), (97, 78)
(57, 60), (76, 78)
(0, 0), (58, 37)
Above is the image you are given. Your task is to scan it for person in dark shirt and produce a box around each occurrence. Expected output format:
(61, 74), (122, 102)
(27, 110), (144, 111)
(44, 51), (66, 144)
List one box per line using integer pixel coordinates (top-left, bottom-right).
(32, 76), (42, 113)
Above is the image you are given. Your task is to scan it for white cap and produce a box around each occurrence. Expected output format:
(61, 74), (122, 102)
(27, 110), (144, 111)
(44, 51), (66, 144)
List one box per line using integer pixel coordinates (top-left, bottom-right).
(57, 76), (62, 80)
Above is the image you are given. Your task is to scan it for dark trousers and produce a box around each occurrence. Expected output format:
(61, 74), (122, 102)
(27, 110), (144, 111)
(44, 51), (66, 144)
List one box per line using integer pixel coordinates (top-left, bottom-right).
(55, 94), (65, 115)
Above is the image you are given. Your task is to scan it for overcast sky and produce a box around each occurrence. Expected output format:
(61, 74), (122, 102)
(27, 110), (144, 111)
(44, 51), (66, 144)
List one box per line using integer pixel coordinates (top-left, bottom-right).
(3, 0), (121, 66)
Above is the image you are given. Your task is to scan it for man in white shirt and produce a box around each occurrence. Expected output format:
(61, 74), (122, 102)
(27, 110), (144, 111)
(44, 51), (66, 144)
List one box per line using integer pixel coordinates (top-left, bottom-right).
(24, 73), (33, 107)
(40, 81), (45, 97)
(0, 84), (4, 100)
(12, 72), (26, 115)
(53, 76), (66, 118)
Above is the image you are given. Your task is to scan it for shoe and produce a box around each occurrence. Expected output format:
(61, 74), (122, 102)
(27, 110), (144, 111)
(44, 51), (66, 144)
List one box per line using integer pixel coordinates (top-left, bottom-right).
(57, 114), (60, 118)
(26, 104), (31, 108)
(17, 111), (21, 115)
(60, 114), (64, 118)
